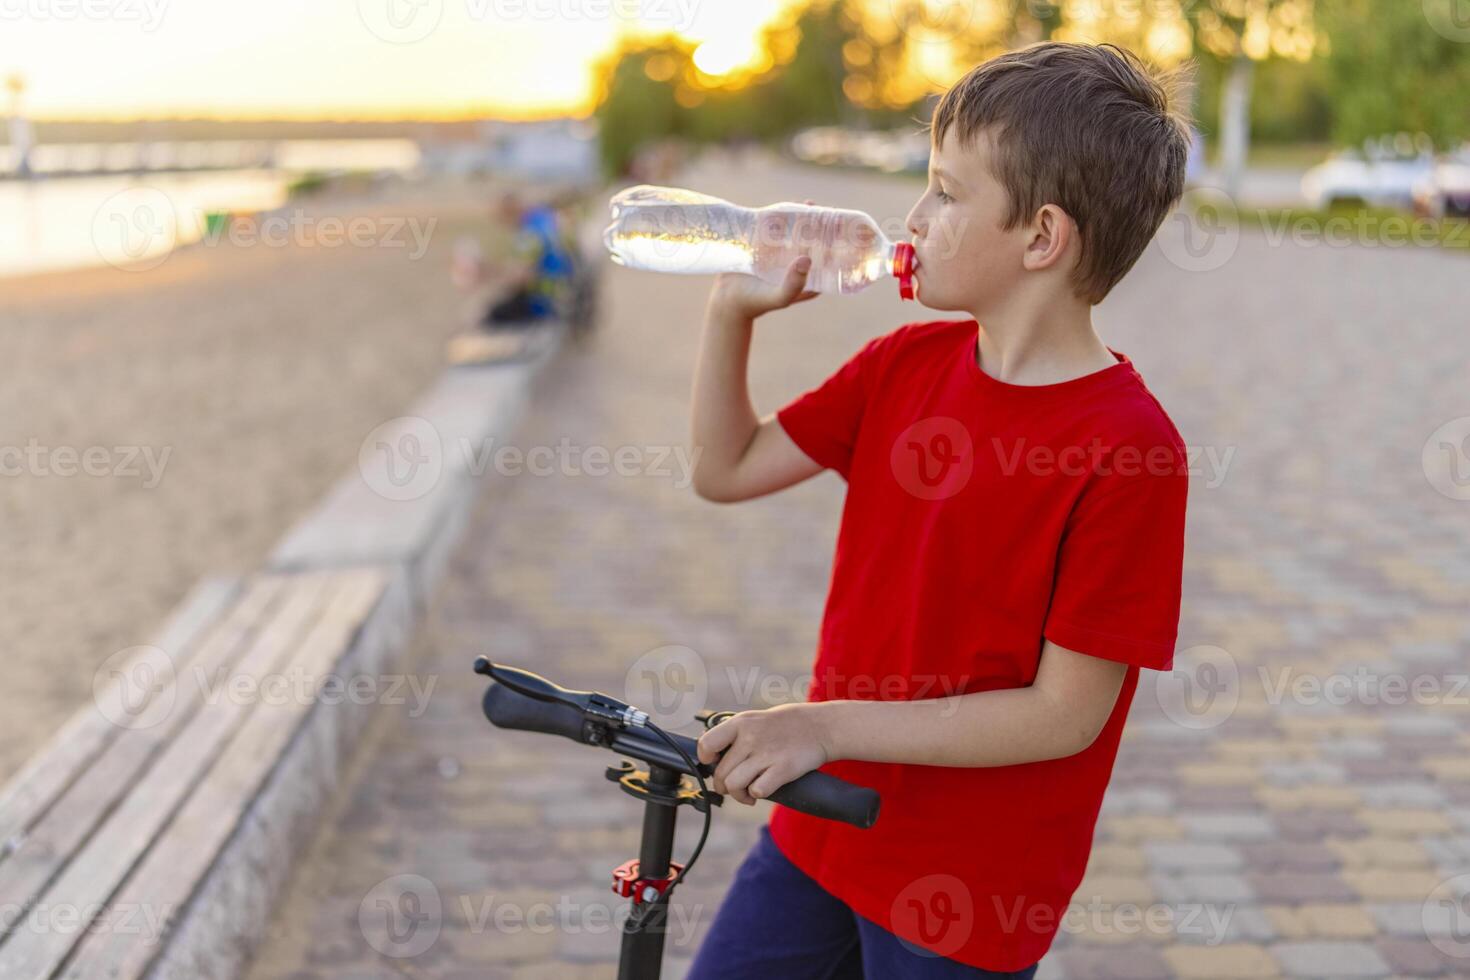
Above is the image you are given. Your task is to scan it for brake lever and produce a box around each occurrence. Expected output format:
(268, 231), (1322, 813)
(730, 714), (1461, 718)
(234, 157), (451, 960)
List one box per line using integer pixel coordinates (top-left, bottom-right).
(474, 658), (649, 730)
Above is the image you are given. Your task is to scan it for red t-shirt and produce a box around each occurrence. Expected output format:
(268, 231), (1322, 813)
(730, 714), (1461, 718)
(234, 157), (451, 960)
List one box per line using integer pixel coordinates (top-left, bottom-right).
(769, 319), (1188, 971)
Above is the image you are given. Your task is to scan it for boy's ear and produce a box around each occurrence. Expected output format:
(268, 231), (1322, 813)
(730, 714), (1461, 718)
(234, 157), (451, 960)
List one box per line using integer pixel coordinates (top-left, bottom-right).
(1021, 204), (1078, 274)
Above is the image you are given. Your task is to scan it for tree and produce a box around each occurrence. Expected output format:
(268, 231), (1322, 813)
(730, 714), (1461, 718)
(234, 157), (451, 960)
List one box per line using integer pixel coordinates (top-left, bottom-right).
(591, 1), (924, 177)
(1319, 0), (1470, 149)
(592, 38), (694, 177)
(757, 0), (857, 129)
(1184, 0), (1317, 195)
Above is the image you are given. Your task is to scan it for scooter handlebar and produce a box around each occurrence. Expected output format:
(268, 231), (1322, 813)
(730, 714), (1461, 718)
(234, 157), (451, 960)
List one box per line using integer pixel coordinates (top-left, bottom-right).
(480, 671), (880, 830)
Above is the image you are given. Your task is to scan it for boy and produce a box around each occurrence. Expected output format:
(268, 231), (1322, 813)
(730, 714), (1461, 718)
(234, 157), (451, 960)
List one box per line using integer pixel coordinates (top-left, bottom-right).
(685, 42), (1191, 977)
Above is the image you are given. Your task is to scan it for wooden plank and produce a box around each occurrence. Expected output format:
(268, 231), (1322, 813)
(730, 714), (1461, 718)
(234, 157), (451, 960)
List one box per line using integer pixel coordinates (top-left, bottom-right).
(0, 573), (338, 979)
(0, 576), (283, 934)
(0, 576), (240, 855)
(58, 567), (392, 980)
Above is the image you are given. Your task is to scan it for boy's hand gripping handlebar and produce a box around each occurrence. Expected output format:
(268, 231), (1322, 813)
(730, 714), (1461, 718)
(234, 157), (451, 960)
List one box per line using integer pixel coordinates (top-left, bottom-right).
(474, 658), (880, 830)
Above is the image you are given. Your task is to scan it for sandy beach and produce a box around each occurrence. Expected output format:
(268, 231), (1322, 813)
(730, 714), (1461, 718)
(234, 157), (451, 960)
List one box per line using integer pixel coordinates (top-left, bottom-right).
(0, 179), (510, 781)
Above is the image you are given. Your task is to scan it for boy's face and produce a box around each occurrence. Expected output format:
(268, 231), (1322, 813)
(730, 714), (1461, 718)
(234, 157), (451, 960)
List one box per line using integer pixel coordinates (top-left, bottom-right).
(904, 128), (1025, 314)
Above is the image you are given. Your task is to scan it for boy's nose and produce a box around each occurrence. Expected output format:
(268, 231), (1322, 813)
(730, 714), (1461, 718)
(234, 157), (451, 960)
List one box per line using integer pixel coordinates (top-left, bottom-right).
(905, 210), (925, 241)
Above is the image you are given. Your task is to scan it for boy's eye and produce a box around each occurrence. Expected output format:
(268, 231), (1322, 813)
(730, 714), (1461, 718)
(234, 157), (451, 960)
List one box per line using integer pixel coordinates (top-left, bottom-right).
(936, 188), (953, 203)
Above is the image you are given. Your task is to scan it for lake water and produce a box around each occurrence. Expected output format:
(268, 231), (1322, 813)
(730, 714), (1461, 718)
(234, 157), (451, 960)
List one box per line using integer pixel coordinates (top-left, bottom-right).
(0, 170), (293, 279)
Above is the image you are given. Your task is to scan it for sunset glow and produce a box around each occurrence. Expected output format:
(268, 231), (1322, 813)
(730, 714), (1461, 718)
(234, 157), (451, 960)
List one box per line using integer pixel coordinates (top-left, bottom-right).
(0, 0), (1313, 121)
(0, 0), (796, 120)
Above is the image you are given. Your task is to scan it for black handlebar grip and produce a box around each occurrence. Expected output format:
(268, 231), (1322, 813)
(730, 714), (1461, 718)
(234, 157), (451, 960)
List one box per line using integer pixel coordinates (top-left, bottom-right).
(481, 674), (881, 830)
(767, 770), (880, 829)
(483, 682), (586, 742)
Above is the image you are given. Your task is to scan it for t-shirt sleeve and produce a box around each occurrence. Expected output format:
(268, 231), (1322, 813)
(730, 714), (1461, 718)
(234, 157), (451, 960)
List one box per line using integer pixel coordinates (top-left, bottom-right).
(775, 329), (895, 481)
(1043, 444), (1189, 671)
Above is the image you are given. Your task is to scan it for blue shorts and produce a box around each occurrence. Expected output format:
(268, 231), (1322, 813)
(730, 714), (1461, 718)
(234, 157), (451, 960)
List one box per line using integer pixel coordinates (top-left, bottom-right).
(684, 825), (1040, 979)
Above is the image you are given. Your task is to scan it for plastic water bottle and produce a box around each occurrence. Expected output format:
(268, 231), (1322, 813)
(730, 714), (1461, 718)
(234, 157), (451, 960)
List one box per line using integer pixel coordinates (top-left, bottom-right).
(603, 185), (916, 300)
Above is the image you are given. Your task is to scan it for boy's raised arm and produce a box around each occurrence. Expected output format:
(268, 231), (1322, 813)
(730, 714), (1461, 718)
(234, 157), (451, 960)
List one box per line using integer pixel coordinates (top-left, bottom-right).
(689, 258), (824, 503)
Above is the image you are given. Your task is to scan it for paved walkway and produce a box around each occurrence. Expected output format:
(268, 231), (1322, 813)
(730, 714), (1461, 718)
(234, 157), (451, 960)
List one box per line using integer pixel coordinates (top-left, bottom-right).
(248, 155), (1470, 979)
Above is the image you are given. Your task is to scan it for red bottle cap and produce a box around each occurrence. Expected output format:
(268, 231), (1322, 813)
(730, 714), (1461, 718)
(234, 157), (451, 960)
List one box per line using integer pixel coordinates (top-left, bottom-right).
(892, 242), (916, 301)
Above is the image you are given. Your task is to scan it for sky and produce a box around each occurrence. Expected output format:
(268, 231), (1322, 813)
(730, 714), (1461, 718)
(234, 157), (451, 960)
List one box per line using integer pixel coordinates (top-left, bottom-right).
(0, 0), (795, 119)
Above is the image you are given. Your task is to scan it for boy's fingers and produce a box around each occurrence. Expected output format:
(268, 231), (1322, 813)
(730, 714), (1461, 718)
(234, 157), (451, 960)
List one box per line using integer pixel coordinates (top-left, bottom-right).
(697, 722), (735, 763)
(782, 257), (813, 299)
(723, 757), (766, 805)
(748, 766), (787, 800)
(713, 740), (749, 784)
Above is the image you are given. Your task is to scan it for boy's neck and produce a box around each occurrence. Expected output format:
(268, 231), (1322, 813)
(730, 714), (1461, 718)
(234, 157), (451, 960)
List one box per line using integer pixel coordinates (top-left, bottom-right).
(968, 295), (1115, 387)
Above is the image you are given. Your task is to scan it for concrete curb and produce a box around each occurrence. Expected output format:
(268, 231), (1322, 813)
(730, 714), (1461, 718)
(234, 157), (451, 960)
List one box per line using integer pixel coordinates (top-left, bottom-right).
(166, 323), (570, 977)
(269, 321), (567, 605)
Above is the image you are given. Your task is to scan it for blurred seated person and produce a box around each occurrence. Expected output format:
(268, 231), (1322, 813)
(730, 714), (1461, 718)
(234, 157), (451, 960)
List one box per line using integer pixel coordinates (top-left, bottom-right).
(482, 188), (577, 326)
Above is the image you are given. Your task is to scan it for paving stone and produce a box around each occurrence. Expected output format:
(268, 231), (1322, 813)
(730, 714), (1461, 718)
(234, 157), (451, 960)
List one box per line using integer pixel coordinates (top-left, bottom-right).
(1152, 873), (1256, 904)
(1247, 872), (1357, 904)
(1316, 737), (1385, 759)
(1099, 787), (1174, 815)
(1270, 940), (1390, 978)
(454, 926), (557, 965)
(1073, 873), (1156, 905)
(553, 925), (623, 964)
(1373, 935), (1457, 976)
(1083, 843), (1148, 874)
(1342, 868), (1447, 902)
(1033, 955), (1068, 980)
(1422, 836), (1470, 866)
(1331, 837), (1434, 873)
(1181, 763), (1260, 786)
(1256, 784), (1361, 810)
(1100, 815), (1184, 842)
(1054, 945), (1171, 978)
(1162, 943), (1282, 978)
(1369, 901), (1442, 937)
(1176, 785), (1263, 808)
(1344, 758), (1425, 782)
(1143, 841), (1244, 872)
(1239, 842), (1340, 872)
(1179, 813), (1277, 841)
(1358, 782), (1447, 808)
(1273, 809), (1368, 840)
(1262, 761), (1348, 786)
(1423, 756), (1470, 782)
(1265, 904), (1377, 939)
(1170, 906), (1277, 946)
(1358, 808), (1454, 836)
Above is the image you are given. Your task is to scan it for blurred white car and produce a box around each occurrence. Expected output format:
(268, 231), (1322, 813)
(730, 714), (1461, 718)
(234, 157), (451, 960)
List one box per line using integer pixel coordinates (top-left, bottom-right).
(1413, 148), (1470, 218)
(790, 127), (850, 167)
(1302, 150), (1435, 210)
(790, 126), (929, 174)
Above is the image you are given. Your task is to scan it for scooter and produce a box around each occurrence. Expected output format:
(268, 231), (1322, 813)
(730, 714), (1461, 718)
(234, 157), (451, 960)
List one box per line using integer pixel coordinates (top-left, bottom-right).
(473, 658), (881, 980)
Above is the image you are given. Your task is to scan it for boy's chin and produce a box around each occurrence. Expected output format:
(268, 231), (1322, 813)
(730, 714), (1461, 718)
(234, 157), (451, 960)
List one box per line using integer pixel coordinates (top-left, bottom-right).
(911, 285), (967, 313)
(908, 270), (969, 312)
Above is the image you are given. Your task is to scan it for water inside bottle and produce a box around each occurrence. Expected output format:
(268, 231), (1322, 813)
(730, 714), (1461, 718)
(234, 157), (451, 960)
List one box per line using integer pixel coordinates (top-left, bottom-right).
(605, 186), (757, 276)
(604, 185), (904, 295)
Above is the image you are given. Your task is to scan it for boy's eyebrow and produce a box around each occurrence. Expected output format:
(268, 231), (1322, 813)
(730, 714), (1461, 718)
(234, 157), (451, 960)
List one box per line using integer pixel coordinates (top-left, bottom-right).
(932, 166), (965, 189)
